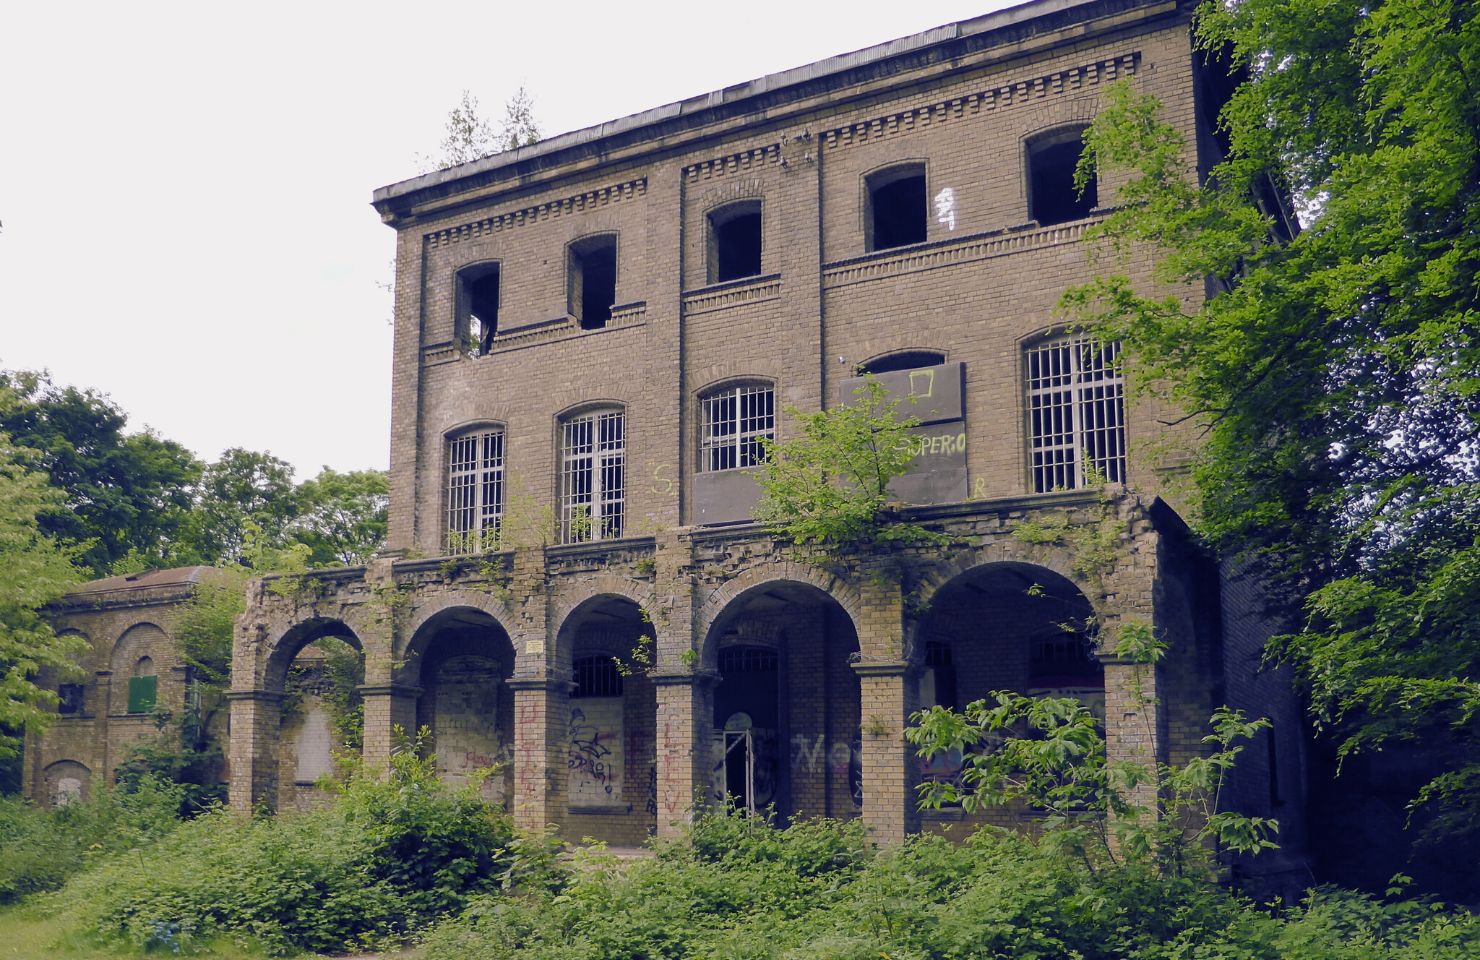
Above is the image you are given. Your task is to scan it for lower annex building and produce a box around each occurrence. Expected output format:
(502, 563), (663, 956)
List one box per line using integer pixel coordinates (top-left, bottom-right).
(28, 0), (1307, 883)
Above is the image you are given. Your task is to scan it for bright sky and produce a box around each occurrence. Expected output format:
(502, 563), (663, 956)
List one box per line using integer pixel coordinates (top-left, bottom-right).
(0, 0), (1022, 479)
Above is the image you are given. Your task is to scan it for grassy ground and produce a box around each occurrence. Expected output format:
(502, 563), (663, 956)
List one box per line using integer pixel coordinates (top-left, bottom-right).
(0, 905), (281, 960)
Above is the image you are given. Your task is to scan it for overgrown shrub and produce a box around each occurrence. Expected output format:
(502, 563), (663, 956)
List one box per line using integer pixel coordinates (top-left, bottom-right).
(0, 777), (184, 903)
(420, 811), (1479, 960)
(47, 745), (516, 955)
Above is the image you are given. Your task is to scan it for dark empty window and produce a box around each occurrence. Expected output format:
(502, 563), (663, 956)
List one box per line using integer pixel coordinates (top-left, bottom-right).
(58, 683), (85, 715)
(1028, 128), (1097, 226)
(858, 351), (945, 376)
(867, 164), (927, 252)
(708, 201), (762, 283)
(569, 235), (618, 330)
(457, 263), (501, 354)
(573, 656), (624, 698)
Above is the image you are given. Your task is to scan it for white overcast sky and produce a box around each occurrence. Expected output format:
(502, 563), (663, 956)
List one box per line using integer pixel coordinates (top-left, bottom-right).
(0, 0), (1021, 479)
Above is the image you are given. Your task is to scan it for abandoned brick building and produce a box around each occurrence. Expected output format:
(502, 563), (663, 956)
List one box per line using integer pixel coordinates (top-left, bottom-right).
(28, 0), (1305, 875)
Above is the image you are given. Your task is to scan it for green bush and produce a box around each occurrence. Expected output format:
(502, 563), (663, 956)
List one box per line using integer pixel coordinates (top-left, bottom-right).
(0, 777), (184, 903)
(419, 812), (1479, 960)
(48, 746), (516, 955)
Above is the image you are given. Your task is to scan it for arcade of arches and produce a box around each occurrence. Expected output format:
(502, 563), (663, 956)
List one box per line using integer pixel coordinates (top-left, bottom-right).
(229, 536), (1203, 846)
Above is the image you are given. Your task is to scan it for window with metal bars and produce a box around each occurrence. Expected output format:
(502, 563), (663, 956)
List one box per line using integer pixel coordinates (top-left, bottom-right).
(446, 428), (505, 554)
(700, 384), (774, 472)
(1025, 336), (1125, 492)
(560, 408), (625, 543)
(572, 656), (625, 698)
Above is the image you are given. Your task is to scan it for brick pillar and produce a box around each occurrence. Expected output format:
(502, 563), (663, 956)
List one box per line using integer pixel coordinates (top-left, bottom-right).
(853, 662), (920, 845)
(358, 684), (421, 770)
(652, 671), (716, 838)
(508, 676), (568, 836)
(226, 690), (282, 814)
(1103, 656), (1163, 812)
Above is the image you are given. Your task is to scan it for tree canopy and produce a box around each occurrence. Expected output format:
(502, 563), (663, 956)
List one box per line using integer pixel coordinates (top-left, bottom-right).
(1062, 0), (1479, 852)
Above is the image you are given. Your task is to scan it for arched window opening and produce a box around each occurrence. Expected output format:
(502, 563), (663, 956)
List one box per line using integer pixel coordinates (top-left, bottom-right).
(708, 200), (763, 283)
(457, 262), (501, 353)
(866, 163), (927, 252)
(1025, 335), (1125, 492)
(700, 383), (775, 472)
(128, 656), (157, 714)
(1027, 127), (1097, 226)
(560, 407), (626, 543)
(446, 427), (505, 554)
(857, 351), (945, 376)
(568, 234), (618, 330)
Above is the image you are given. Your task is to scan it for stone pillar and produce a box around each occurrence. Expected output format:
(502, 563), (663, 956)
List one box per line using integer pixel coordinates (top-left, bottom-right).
(508, 676), (568, 836)
(358, 683), (421, 770)
(1102, 655), (1163, 812)
(226, 690), (282, 814)
(652, 671), (716, 838)
(854, 662), (920, 845)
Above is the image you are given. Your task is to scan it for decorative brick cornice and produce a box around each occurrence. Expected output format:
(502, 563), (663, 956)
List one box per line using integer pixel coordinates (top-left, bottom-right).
(821, 53), (1139, 153)
(681, 274), (782, 316)
(424, 177), (648, 250)
(683, 144), (781, 182)
(822, 218), (1100, 290)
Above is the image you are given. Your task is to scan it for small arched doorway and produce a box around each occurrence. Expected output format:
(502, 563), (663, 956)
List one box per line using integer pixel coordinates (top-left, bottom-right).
(557, 594), (656, 845)
(704, 582), (861, 822)
(264, 620), (365, 810)
(404, 607), (516, 805)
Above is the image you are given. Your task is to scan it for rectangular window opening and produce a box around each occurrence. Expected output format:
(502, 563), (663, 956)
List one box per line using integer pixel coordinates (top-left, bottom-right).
(1029, 133), (1097, 226)
(570, 237), (617, 330)
(868, 168), (927, 251)
(459, 265), (501, 353)
(710, 207), (762, 283)
(58, 683), (85, 715)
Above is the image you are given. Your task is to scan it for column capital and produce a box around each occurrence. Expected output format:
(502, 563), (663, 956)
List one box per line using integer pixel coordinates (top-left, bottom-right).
(649, 670), (719, 688)
(356, 683), (423, 698)
(851, 659), (915, 678)
(224, 689), (284, 704)
(507, 674), (572, 693)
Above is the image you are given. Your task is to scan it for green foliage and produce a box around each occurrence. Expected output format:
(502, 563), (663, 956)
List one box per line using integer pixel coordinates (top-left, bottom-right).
(49, 738), (516, 955)
(0, 778), (184, 904)
(421, 809), (1478, 960)
(113, 721), (227, 818)
(0, 427), (86, 759)
(188, 448), (300, 565)
(1059, 0), (1480, 843)
(423, 87), (543, 173)
(289, 466), (388, 567)
(0, 369), (203, 574)
(755, 377), (950, 561)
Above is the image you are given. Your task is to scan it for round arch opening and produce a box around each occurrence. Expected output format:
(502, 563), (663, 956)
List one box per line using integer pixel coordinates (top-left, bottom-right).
(267, 619), (366, 811)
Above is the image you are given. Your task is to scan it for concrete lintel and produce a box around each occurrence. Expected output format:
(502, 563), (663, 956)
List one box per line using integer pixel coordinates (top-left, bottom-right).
(852, 660), (914, 678)
(506, 675), (572, 693)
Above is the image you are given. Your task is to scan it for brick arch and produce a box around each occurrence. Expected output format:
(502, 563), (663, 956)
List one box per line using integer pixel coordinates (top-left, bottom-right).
(551, 579), (654, 669)
(696, 560), (862, 668)
(259, 615), (368, 693)
(907, 554), (1101, 665)
(401, 589), (515, 660)
(110, 621), (168, 676)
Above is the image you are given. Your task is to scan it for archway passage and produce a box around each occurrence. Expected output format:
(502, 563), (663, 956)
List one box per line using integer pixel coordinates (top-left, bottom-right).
(265, 620), (365, 811)
(705, 582), (861, 823)
(915, 562), (1102, 830)
(405, 608), (516, 805)
(559, 595), (656, 845)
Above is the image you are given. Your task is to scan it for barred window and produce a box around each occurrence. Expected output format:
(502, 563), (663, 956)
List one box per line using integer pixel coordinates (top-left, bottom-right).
(573, 656), (624, 698)
(1026, 336), (1125, 492)
(446, 428), (505, 553)
(560, 408), (625, 544)
(700, 384), (774, 472)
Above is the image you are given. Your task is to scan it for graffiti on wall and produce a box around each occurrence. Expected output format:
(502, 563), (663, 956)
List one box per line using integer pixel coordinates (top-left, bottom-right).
(433, 655), (505, 802)
(789, 734), (865, 806)
(568, 698), (624, 804)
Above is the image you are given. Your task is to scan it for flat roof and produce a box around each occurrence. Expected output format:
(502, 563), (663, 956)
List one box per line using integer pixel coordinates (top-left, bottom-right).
(373, 0), (1163, 213)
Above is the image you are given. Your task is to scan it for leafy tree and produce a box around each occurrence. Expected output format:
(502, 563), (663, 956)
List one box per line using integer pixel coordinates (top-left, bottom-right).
(0, 426), (86, 760)
(290, 467), (389, 567)
(0, 370), (202, 574)
(754, 377), (947, 560)
(1059, 0), (1479, 851)
(421, 86), (543, 173)
(188, 447), (299, 565)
